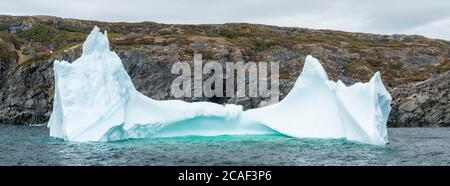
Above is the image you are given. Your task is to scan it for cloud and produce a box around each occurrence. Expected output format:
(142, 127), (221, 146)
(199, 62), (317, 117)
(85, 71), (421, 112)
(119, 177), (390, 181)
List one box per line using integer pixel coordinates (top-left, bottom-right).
(1, 0), (449, 40)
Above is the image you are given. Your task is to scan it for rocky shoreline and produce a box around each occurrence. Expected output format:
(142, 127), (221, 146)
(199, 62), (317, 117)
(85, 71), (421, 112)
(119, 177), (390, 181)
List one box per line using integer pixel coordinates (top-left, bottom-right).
(0, 15), (449, 127)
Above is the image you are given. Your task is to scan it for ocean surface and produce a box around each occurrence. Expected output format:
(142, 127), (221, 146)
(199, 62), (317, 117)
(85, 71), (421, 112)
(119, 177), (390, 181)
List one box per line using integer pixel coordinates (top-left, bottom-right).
(1, 125), (449, 165)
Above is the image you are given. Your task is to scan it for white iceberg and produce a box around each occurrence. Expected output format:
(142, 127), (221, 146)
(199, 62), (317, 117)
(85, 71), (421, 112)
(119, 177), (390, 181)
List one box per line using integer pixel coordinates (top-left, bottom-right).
(48, 27), (392, 145)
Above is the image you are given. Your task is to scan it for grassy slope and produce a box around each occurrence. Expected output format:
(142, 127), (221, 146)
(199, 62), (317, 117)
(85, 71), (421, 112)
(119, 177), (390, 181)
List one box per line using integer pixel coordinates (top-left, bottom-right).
(1, 15), (449, 88)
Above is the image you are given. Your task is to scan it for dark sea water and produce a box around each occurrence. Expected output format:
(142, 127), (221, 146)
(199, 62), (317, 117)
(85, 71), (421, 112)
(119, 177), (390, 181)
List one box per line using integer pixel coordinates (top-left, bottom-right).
(1, 125), (449, 165)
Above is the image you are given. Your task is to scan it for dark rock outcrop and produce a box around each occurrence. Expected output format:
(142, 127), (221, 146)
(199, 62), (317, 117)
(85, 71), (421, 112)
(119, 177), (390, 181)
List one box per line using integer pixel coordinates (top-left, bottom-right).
(389, 72), (450, 127)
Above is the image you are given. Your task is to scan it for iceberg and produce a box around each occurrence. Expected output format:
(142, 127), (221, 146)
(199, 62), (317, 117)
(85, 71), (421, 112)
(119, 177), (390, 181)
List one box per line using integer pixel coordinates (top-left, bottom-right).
(48, 27), (392, 145)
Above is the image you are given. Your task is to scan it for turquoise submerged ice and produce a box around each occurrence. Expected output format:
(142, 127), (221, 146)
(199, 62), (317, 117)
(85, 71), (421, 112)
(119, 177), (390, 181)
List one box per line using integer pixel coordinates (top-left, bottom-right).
(48, 27), (392, 145)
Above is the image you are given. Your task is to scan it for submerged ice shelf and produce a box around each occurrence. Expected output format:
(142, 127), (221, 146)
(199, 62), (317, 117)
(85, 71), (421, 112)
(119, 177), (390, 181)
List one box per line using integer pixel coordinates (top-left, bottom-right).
(48, 27), (392, 145)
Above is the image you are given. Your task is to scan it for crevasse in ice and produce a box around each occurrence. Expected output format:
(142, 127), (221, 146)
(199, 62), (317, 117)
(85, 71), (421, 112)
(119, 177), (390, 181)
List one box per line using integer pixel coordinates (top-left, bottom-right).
(48, 27), (392, 145)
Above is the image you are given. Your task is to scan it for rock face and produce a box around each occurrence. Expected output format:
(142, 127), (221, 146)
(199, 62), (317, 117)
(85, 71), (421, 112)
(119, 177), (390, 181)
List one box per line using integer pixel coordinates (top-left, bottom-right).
(0, 15), (449, 127)
(389, 72), (450, 127)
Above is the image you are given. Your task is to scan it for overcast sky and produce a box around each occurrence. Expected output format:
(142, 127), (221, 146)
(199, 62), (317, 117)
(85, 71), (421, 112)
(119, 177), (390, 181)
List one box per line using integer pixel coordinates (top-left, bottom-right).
(1, 0), (450, 40)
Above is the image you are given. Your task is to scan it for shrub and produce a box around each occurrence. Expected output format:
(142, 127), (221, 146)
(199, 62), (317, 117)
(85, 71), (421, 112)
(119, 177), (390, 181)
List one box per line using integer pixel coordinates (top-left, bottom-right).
(57, 25), (85, 33)
(19, 24), (56, 42)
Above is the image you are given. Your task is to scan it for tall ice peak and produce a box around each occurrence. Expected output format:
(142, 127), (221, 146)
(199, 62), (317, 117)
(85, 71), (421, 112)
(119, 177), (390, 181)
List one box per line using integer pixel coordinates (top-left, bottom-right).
(300, 55), (329, 80)
(82, 26), (110, 56)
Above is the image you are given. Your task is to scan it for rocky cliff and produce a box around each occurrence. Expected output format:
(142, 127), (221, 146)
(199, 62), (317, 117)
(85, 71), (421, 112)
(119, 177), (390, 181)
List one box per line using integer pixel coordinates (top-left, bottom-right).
(0, 15), (449, 127)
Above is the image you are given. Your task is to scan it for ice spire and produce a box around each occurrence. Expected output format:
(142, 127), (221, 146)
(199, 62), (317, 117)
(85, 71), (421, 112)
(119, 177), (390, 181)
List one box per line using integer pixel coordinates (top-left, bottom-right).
(370, 71), (392, 127)
(300, 55), (329, 80)
(82, 26), (110, 56)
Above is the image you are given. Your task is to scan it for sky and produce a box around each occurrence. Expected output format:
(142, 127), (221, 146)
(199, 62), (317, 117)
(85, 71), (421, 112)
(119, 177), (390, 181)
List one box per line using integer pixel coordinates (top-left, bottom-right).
(1, 0), (450, 40)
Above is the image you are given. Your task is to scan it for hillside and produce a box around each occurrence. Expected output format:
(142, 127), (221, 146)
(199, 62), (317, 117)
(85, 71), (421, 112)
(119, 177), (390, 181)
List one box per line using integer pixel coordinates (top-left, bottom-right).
(0, 15), (449, 127)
